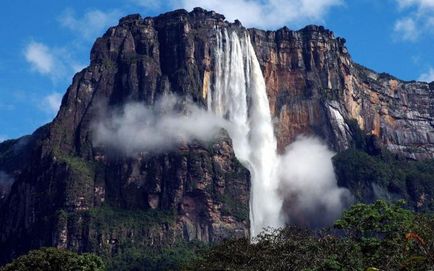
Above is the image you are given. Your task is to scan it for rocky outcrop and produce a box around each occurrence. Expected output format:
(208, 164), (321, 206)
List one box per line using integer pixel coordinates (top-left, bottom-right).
(249, 26), (434, 158)
(1, 7), (434, 265)
(0, 8), (250, 264)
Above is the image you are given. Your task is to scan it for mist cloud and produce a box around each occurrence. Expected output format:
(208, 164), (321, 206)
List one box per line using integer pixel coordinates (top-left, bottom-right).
(277, 136), (352, 228)
(0, 171), (14, 200)
(92, 95), (230, 155)
(92, 95), (352, 230)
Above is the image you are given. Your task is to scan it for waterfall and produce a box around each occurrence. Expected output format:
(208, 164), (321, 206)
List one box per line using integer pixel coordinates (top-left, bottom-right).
(210, 29), (283, 237)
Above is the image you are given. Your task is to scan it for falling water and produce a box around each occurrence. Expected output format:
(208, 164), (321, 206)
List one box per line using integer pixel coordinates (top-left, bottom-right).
(207, 27), (352, 237)
(209, 29), (283, 237)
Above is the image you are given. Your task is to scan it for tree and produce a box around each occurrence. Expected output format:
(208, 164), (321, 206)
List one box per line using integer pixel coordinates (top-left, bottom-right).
(335, 200), (433, 270)
(189, 201), (434, 270)
(0, 247), (105, 271)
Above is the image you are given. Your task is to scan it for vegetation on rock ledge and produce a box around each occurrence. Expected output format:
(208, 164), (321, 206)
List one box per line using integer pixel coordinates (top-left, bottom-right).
(333, 120), (434, 211)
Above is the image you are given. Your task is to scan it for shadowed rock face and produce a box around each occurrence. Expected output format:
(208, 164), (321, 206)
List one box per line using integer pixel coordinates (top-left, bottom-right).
(0, 8), (250, 263)
(0, 7), (433, 264)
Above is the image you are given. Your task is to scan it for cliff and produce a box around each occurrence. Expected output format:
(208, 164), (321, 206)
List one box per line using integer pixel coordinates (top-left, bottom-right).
(250, 26), (434, 158)
(0, 7), (433, 266)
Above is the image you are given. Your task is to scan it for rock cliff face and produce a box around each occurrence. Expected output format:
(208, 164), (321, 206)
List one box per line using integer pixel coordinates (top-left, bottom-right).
(249, 27), (434, 158)
(0, 9), (251, 264)
(0, 7), (433, 264)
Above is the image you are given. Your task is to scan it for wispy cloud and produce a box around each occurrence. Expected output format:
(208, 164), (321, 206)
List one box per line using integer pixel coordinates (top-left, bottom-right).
(24, 42), (55, 75)
(396, 0), (434, 10)
(59, 8), (121, 40)
(24, 41), (84, 82)
(93, 94), (229, 155)
(172, 0), (344, 29)
(40, 92), (63, 115)
(394, 17), (419, 41)
(0, 135), (7, 143)
(132, 0), (163, 10)
(418, 67), (434, 82)
(394, 0), (434, 41)
(0, 102), (15, 111)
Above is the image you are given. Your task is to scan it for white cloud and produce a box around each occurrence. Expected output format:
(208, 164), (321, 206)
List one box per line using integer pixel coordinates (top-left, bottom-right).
(418, 67), (434, 82)
(24, 42), (54, 75)
(278, 136), (352, 227)
(0, 135), (7, 143)
(172, 0), (343, 29)
(93, 95), (230, 155)
(24, 41), (85, 82)
(59, 9), (121, 40)
(397, 0), (434, 10)
(394, 17), (419, 41)
(41, 93), (63, 115)
(133, 0), (162, 10)
(394, 0), (434, 41)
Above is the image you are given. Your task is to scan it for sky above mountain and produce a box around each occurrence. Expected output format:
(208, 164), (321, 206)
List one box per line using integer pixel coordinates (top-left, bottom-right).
(1, 0), (434, 141)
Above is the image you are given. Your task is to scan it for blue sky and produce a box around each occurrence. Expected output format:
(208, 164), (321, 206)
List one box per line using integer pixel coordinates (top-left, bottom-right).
(1, 0), (434, 141)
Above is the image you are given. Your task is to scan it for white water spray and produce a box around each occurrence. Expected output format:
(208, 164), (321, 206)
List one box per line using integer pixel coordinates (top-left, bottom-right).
(210, 29), (283, 237)
(209, 29), (351, 237)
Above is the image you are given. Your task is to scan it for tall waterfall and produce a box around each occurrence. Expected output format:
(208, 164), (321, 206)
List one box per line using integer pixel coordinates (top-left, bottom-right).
(209, 29), (283, 237)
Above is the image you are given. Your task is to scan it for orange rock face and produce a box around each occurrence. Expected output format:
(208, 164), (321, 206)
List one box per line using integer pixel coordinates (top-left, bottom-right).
(250, 26), (434, 159)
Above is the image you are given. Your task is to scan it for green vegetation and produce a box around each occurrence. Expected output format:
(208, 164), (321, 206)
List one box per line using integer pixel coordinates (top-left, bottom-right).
(189, 201), (434, 270)
(84, 205), (190, 270)
(333, 120), (434, 210)
(219, 193), (249, 221)
(108, 241), (206, 271)
(5, 202), (432, 270)
(60, 154), (95, 178)
(86, 204), (175, 230)
(0, 247), (105, 271)
(56, 205), (199, 270)
(52, 145), (96, 178)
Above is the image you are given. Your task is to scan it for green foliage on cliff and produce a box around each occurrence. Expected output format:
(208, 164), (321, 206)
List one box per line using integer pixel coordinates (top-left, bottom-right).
(333, 119), (434, 210)
(188, 201), (434, 270)
(60, 154), (95, 178)
(0, 247), (105, 271)
(53, 149), (96, 179)
(219, 193), (249, 221)
(87, 204), (175, 230)
(333, 148), (434, 210)
(83, 205), (187, 271)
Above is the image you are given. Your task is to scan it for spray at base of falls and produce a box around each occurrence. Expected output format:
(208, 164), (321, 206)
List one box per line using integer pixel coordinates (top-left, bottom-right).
(209, 29), (351, 237)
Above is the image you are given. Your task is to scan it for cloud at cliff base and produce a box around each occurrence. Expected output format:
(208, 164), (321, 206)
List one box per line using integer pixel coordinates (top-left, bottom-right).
(173, 0), (343, 29)
(92, 95), (230, 155)
(277, 136), (352, 227)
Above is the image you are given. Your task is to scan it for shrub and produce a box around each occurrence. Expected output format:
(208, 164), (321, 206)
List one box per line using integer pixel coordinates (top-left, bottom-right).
(0, 247), (105, 271)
